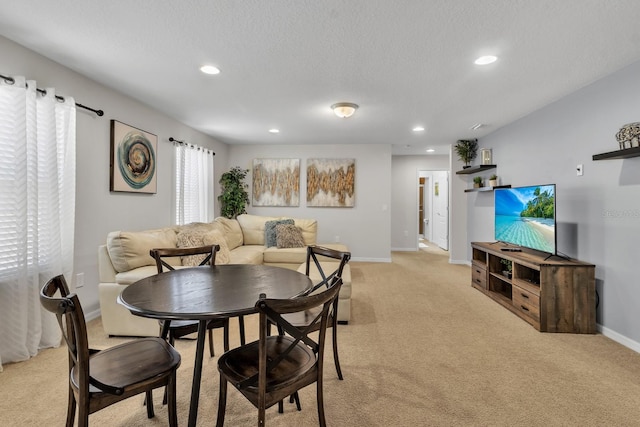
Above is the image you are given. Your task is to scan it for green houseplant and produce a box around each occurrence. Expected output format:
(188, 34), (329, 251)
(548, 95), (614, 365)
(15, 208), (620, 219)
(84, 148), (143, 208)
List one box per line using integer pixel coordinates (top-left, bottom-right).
(218, 166), (250, 219)
(473, 176), (483, 188)
(489, 174), (498, 187)
(454, 139), (478, 168)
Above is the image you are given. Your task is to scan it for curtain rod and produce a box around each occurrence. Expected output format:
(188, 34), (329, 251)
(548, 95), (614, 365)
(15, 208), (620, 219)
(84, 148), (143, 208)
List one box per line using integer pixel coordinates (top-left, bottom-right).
(0, 73), (104, 117)
(169, 137), (215, 156)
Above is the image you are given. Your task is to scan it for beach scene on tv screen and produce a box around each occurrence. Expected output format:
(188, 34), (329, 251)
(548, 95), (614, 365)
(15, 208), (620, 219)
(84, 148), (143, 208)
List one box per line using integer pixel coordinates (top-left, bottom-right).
(494, 185), (555, 253)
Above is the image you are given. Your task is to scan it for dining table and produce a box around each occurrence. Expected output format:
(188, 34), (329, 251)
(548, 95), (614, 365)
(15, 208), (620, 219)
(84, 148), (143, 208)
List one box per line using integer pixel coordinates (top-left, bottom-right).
(117, 263), (313, 427)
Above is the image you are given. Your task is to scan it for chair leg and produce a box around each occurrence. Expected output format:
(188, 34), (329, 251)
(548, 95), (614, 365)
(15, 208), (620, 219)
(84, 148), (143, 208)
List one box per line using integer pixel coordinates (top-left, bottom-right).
(317, 378), (327, 427)
(332, 322), (344, 380)
(292, 392), (302, 411)
(223, 320), (230, 352)
(162, 334), (177, 405)
(145, 390), (155, 418)
(238, 315), (246, 345)
(167, 374), (179, 427)
(208, 328), (215, 357)
(78, 395), (90, 427)
(278, 400), (284, 413)
(216, 376), (228, 427)
(66, 388), (76, 427)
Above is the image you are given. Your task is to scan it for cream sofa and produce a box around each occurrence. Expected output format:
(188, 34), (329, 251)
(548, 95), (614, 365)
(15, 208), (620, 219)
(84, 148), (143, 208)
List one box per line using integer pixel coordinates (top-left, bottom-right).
(98, 214), (351, 337)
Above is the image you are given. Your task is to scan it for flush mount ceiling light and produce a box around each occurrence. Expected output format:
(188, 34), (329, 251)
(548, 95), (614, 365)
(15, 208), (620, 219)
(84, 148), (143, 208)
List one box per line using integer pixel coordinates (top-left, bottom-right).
(474, 55), (497, 65)
(331, 102), (359, 118)
(412, 126), (425, 132)
(268, 128), (280, 134)
(200, 65), (220, 75)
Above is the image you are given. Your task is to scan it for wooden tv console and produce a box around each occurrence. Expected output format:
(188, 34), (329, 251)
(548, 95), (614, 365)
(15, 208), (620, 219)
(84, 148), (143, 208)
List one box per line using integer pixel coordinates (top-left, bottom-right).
(471, 242), (596, 333)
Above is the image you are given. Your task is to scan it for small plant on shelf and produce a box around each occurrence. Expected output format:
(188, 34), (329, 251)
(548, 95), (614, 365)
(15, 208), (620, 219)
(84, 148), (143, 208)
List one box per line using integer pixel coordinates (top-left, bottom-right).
(489, 174), (498, 187)
(473, 176), (483, 188)
(454, 139), (478, 168)
(501, 259), (512, 279)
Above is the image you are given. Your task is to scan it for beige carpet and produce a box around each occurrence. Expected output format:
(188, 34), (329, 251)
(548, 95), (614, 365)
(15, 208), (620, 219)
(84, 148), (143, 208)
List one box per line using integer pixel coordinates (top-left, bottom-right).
(3, 250), (640, 426)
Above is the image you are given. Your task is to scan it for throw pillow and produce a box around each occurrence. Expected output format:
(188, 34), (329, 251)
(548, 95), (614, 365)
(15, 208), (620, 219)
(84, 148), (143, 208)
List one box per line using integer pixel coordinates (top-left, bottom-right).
(264, 218), (294, 247)
(203, 229), (231, 265)
(176, 228), (208, 266)
(275, 223), (305, 248)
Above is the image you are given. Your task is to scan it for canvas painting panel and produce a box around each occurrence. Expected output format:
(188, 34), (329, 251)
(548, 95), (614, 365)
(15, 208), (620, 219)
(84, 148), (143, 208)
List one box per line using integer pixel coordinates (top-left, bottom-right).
(307, 158), (355, 207)
(252, 158), (300, 206)
(110, 120), (157, 194)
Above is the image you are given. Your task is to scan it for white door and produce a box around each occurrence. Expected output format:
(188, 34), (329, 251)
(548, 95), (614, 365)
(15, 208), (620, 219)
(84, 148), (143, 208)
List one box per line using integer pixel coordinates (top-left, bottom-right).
(432, 171), (449, 250)
(423, 177), (432, 241)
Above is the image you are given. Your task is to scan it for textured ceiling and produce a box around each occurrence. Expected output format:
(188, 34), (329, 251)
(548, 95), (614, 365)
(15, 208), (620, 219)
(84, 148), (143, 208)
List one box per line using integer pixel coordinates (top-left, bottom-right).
(2, 1), (640, 155)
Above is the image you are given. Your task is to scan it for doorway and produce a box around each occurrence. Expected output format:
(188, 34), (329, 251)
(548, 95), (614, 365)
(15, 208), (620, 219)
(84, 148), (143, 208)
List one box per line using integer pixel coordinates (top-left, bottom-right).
(418, 170), (449, 251)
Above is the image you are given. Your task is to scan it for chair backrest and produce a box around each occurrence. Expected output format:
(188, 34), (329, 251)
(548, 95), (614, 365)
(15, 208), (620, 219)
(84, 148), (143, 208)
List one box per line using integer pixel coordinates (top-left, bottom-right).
(149, 244), (220, 273)
(305, 245), (351, 294)
(40, 275), (123, 395)
(240, 276), (343, 390)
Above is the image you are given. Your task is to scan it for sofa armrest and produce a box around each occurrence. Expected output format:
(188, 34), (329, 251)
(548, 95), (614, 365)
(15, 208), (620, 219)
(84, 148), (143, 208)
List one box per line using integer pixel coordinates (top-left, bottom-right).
(98, 244), (117, 283)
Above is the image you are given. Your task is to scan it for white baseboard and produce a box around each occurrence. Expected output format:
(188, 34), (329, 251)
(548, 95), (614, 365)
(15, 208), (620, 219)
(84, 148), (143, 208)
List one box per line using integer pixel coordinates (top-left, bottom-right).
(352, 256), (392, 263)
(599, 324), (640, 354)
(450, 259), (471, 265)
(85, 308), (101, 322)
(391, 247), (417, 252)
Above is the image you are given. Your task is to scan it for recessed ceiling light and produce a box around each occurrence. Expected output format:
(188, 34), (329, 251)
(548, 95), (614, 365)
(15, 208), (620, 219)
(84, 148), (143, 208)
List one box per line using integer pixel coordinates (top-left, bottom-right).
(200, 65), (221, 75)
(474, 55), (497, 65)
(268, 128), (280, 134)
(426, 148), (435, 153)
(412, 126), (425, 132)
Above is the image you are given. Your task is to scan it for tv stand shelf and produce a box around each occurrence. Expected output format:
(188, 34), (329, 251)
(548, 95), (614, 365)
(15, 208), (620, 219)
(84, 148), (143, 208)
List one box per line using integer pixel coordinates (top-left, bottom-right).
(471, 242), (596, 333)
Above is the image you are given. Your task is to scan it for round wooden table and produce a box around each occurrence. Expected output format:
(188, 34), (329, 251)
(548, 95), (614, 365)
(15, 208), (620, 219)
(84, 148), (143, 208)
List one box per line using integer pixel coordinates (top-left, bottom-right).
(118, 264), (312, 427)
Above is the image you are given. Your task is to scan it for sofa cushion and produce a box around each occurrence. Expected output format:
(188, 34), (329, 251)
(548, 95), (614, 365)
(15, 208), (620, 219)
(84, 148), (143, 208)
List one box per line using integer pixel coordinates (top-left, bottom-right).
(262, 246), (308, 264)
(276, 224), (305, 248)
(291, 218), (317, 245)
(228, 245), (265, 265)
(176, 226), (231, 265)
(265, 219), (294, 247)
(236, 214), (279, 245)
(214, 217), (244, 250)
(107, 228), (178, 273)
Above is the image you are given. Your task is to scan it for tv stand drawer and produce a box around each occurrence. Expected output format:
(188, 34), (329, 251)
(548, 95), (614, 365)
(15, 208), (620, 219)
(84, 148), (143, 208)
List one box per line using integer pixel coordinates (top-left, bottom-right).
(472, 264), (487, 290)
(512, 285), (540, 320)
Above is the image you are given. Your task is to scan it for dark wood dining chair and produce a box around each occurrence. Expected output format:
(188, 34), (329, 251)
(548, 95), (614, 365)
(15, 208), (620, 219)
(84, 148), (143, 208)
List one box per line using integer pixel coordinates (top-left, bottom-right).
(215, 275), (343, 427)
(287, 245), (351, 380)
(149, 245), (231, 357)
(40, 274), (181, 427)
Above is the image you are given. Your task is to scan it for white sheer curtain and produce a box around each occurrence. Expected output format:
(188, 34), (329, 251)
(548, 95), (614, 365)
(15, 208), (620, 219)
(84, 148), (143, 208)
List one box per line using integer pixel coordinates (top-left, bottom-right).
(174, 142), (214, 225)
(0, 76), (76, 370)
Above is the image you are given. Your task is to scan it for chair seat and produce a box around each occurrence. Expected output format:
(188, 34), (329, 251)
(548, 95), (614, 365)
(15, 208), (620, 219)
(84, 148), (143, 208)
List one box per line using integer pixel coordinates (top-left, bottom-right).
(71, 338), (181, 393)
(218, 336), (317, 392)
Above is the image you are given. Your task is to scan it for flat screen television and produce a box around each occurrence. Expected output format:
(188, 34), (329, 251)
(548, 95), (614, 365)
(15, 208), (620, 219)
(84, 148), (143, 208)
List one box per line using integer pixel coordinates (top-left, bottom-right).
(494, 184), (556, 255)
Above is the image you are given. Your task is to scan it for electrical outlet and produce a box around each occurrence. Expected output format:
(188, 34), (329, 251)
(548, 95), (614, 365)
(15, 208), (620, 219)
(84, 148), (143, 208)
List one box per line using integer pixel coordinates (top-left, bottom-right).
(76, 272), (85, 288)
(576, 164), (583, 176)
(334, 235), (340, 243)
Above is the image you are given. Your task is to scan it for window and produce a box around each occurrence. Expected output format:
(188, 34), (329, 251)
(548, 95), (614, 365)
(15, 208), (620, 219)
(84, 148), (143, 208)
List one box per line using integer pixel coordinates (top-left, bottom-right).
(174, 142), (214, 225)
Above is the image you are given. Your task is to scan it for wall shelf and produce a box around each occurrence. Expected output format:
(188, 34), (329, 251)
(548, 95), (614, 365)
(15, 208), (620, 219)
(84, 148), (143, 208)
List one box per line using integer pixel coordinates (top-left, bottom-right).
(593, 146), (640, 160)
(455, 165), (496, 175)
(464, 185), (511, 193)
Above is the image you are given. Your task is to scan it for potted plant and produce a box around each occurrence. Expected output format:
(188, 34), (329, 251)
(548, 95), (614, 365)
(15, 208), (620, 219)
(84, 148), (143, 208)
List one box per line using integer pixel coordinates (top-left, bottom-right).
(501, 259), (512, 279)
(454, 139), (478, 168)
(489, 174), (498, 187)
(218, 166), (250, 219)
(473, 176), (483, 188)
